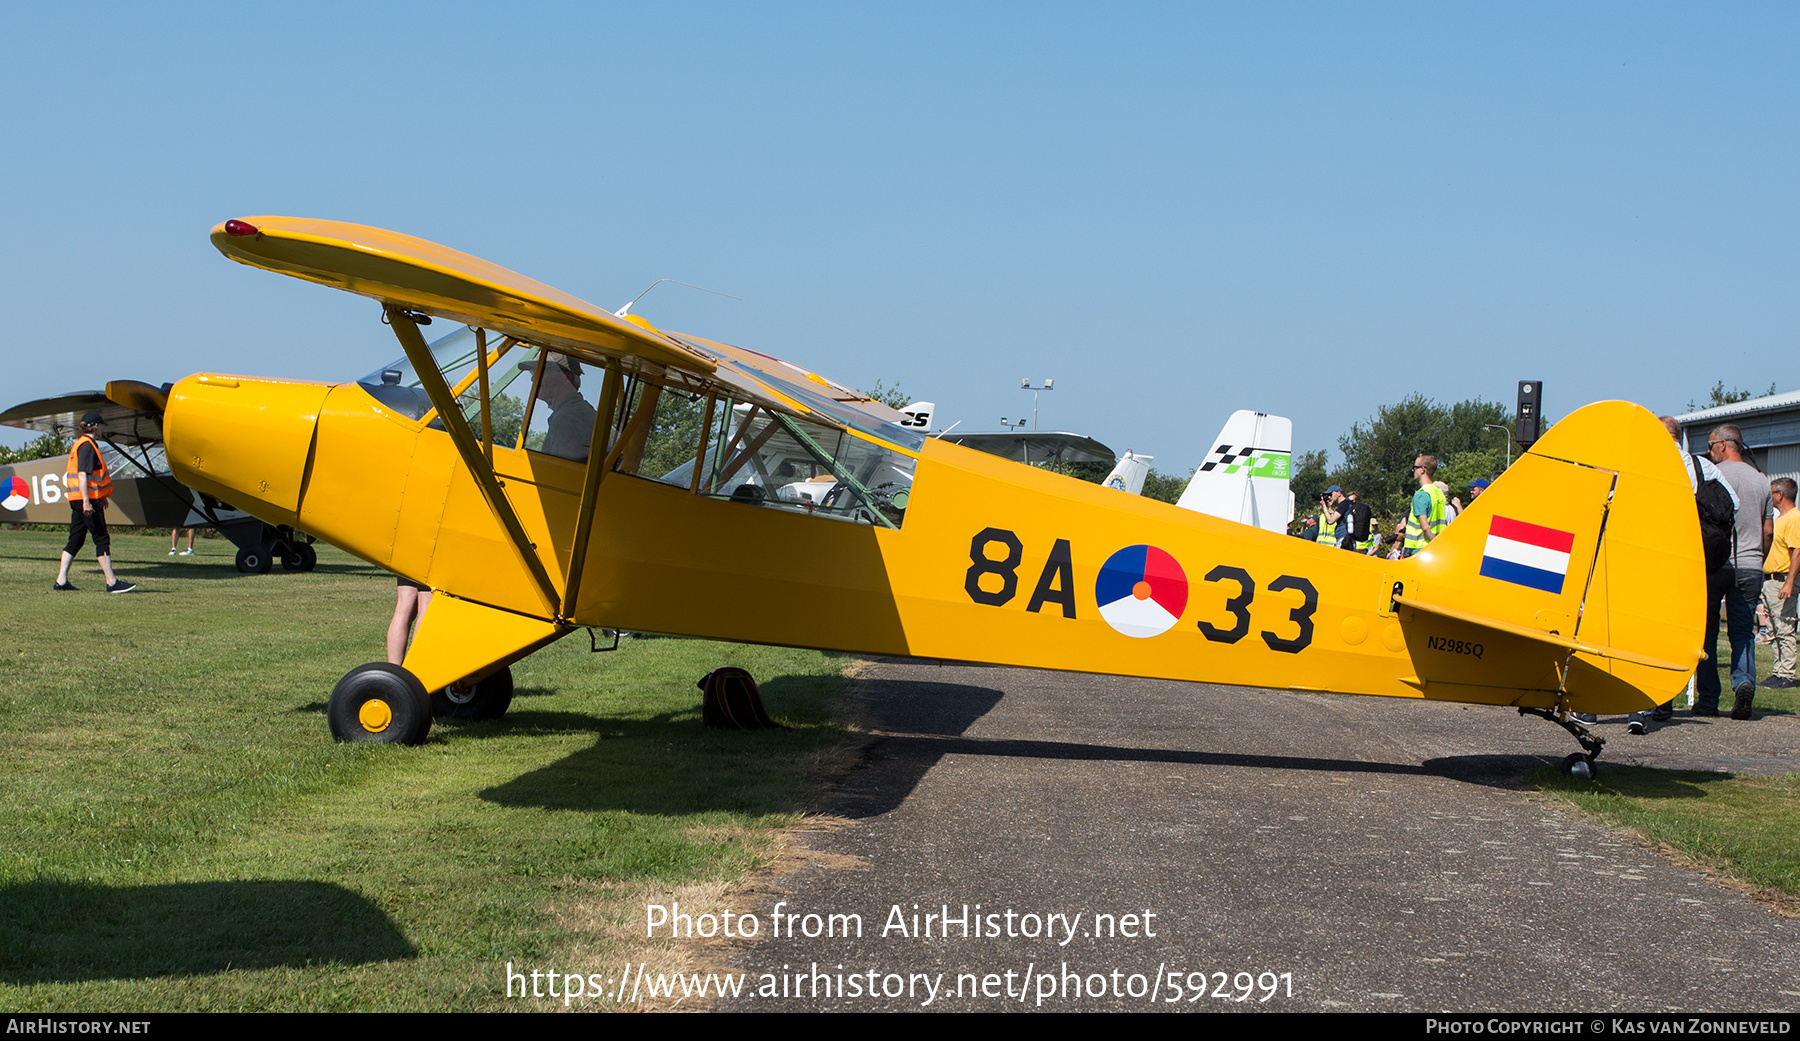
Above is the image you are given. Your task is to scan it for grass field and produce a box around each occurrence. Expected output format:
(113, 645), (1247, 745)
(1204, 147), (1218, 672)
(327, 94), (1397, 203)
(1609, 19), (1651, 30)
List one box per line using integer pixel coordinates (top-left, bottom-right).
(1534, 768), (1800, 906)
(1537, 619), (1800, 907)
(0, 529), (857, 1010)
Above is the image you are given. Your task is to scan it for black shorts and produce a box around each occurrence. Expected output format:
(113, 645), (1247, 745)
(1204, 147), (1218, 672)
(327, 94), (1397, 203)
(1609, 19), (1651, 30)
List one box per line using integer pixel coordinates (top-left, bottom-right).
(397, 575), (428, 591)
(64, 499), (111, 557)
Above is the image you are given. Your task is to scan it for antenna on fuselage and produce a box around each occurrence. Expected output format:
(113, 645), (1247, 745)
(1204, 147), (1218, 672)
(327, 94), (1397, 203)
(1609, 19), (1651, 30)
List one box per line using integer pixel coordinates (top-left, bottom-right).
(614, 280), (741, 317)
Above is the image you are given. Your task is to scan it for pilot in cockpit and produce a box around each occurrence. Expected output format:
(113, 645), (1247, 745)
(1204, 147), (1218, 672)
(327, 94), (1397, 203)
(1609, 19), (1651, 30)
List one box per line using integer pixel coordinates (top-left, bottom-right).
(533, 354), (595, 463)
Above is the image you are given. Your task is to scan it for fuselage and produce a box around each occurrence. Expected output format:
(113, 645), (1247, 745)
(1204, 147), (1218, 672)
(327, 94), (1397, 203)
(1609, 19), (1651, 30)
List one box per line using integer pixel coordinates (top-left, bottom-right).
(164, 370), (1696, 716)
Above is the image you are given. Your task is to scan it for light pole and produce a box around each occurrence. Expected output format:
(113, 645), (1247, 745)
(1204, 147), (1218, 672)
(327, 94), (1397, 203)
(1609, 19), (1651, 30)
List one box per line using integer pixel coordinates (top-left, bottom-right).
(1482, 424), (1513, 468)
(1021, 378), (1054, 430)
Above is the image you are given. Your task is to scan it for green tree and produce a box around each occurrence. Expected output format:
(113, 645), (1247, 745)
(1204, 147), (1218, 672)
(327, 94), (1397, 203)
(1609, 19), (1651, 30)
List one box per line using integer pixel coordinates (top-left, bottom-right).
(1436, 447), (1506, 502)
(1061, 460), (1111, 485)
(1331, 394), (1512, 522)
(1141, 468), (1187, 505)
(1289, 449), (1329, 507)
(638, 391), (710, 479)
(861, 379), (911, 410)
(1689, 380), (1777, 410)
(0, 433), (71, 466)
(487, 393), (524, 449)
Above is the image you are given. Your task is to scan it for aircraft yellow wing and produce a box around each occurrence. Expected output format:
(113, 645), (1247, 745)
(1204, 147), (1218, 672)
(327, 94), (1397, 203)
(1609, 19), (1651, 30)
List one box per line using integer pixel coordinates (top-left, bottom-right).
(209, 216), (921, 451)
(210, 216), (716, 378)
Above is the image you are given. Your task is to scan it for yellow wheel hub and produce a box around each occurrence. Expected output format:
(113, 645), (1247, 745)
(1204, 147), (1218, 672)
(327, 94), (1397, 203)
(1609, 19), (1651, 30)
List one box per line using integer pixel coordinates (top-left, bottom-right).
(358, 698), (393, 733)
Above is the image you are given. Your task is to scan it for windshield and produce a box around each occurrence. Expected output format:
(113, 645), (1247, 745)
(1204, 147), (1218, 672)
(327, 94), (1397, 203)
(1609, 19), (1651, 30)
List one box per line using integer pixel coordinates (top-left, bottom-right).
(355, 325), (539, 431)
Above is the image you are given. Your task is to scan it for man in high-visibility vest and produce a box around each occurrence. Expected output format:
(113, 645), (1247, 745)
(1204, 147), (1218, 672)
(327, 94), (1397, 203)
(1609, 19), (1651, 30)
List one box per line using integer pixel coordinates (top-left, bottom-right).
(1315, 486), (1346, 547)
(1401, 454), (1448, 558)
(52, 412), (135, 593)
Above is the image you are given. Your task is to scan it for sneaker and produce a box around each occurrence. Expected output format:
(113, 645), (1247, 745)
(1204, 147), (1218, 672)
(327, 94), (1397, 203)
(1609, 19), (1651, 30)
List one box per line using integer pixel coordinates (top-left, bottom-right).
(1574, 713), (1598, 724)
(1650, 705), (1674, 722)
(1694, 705), (1720, 717)
(168, 548), (177, 555)
(52, 581), (77, 591)
(1759, 676), (1793, 689)
(106, 581), (136, 594)
(1732, 686), (1755, 720)
(179, 548), (194, 556)
(1626, 715), (1647, 735)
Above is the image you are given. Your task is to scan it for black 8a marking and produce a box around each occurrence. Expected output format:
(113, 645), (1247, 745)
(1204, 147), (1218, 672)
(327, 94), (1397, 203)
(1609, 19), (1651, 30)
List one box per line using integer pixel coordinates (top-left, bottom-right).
(1196, 568), (1317, 653)
(966, 528), (1023, 606)
(966, 529), (1079, 618)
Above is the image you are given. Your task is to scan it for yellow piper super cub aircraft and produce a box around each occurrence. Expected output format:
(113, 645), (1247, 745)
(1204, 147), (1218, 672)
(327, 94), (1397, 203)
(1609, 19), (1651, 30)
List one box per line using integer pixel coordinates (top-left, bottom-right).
(152, 217), (1703, 776)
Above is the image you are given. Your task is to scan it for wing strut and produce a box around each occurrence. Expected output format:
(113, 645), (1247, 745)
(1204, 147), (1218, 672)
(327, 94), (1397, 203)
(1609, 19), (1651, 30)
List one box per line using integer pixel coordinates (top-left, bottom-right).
(561, 366), (624, 620)
(386, 308), (562, 617)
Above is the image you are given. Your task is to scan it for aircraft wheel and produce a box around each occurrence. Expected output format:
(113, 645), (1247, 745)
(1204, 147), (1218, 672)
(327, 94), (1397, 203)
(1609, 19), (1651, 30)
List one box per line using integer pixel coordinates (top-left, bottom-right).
(280, 543), (317, 571)
(431, 665), (514, 721)
(236, 544), (273, 574)
(329, 663), (432, 745)
(1559, 753), (1594, 781)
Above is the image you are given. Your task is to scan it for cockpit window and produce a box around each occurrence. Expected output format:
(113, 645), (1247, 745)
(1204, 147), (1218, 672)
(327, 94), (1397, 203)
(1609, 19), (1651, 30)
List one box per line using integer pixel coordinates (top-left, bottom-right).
(355, 325), (537, 442)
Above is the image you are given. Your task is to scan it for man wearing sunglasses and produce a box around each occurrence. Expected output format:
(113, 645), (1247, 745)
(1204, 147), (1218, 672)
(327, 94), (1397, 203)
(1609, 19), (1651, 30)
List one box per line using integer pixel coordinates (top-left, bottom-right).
(1701, 424), (1772, 720)
(1401, 456), (1447, 558)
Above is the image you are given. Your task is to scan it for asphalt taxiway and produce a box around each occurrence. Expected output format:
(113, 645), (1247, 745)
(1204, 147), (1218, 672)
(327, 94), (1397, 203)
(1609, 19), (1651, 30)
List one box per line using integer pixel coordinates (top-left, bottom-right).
(723, 660), (1800, 1012)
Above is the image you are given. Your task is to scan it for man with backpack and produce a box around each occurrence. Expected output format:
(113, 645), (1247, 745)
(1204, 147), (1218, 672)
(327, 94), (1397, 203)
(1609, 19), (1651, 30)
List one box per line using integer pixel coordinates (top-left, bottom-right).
(1633, 417), (1739, 731)
(1697, 423), (1772, 720)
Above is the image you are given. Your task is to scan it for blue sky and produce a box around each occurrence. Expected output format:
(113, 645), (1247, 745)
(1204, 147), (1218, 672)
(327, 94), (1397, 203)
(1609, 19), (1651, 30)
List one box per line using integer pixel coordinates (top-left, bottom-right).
(2, 3), (1793, 472)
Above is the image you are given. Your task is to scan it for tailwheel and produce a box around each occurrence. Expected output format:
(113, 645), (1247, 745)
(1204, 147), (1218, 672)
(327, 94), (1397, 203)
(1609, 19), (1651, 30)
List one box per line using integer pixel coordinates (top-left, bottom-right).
(1519, 706), (1604, 781)
(1559, 753), (1595, 780)
(431, 665), (514, 721)
(329, 663), (432, 744)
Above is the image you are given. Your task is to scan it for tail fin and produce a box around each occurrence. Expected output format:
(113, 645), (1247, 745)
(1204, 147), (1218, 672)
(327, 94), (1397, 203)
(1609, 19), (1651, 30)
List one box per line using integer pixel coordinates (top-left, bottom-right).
(1177, 411), (1294, 534)
(1396, 401), (1704, 712)
(1102, 450), (1153, 496)
(898, 401), (934, 431)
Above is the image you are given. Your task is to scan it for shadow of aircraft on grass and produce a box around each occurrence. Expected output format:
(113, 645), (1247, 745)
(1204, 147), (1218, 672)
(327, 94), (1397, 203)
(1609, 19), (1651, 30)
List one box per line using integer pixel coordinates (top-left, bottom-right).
(0, 879), (415, 984)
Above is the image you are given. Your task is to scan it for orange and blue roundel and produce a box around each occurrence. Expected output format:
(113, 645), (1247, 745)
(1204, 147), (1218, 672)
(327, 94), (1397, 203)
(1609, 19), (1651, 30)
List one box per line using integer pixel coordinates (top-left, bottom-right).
(2, 476), (27, 511)
(1096, 545), (1188, 638)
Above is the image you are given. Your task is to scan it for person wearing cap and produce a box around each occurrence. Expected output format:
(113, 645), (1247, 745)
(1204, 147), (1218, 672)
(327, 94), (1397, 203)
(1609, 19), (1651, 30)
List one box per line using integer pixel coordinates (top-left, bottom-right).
(52, 411), (135, 593)
(1314, 486), (1346, 547)
(1454, 476), (1491, 515)
(534, 354), (595, 463)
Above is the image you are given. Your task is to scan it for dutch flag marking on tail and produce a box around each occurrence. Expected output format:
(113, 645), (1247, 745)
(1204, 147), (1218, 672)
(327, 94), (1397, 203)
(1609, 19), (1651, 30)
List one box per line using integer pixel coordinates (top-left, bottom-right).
(1479, 516), (1576, 594)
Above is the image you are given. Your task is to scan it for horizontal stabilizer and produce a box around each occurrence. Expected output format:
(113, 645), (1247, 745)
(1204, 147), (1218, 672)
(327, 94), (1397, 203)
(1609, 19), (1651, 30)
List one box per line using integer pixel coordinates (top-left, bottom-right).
(1394, 594), (1698, 673)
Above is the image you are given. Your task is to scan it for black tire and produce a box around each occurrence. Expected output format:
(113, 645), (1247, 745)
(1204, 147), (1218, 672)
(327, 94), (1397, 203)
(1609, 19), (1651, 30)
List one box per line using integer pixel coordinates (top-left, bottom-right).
(280, 545), (306, 571)
(329, 663), (432, 745)
(1560, 753), (1594, 780)
(297, 543), (317, 571)
(236, 544), (272, 574)
(431, 665), (514, 721)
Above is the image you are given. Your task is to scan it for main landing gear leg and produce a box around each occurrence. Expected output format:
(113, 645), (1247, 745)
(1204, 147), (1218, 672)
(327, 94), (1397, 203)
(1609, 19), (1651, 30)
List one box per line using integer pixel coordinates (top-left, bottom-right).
(1518, 706), (1605, 780)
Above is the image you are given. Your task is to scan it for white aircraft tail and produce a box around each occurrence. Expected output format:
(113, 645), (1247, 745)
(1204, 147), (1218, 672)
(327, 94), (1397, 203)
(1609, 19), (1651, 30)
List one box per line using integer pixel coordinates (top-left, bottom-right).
(1176, 411), (1294, 534)
(1101, 450), (1153, 496)
(897, 401), (934, 431)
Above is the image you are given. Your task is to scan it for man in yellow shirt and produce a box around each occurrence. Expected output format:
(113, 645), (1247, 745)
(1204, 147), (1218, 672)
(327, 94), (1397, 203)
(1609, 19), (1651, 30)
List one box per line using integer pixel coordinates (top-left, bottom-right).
(1761, 477), (1800, 690)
